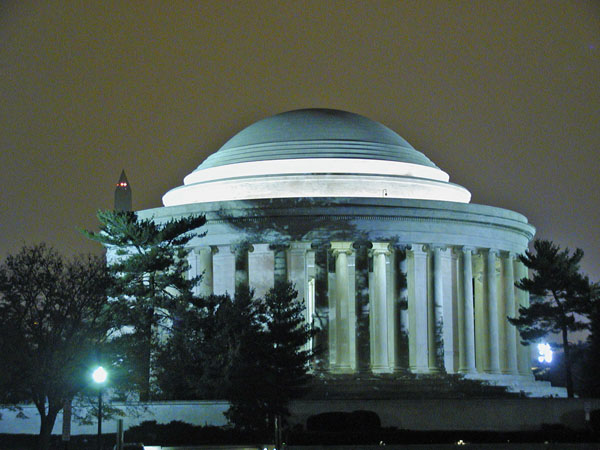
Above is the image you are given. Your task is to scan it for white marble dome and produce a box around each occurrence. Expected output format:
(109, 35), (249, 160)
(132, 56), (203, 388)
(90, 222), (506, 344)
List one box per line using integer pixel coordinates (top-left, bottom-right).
(162, 109), (471, 206)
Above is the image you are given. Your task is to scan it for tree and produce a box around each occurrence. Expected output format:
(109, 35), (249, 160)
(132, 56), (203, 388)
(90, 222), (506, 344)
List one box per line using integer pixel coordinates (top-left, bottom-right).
(84, 210), (206, 400)
(154, 292), (232, 400)
(226, 282), (314, 434)
(508, 239), (592, 397)
(261, 281), (314, 415)
(155, 281), (314, 435)
(0, 244), (112, 450)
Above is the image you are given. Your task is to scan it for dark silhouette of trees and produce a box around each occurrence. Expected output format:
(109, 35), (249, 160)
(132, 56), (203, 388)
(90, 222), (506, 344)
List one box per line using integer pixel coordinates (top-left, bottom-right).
(225, 282), (314, 433)
(0, 244), (112, 450)
(84, 210), (206, 400)
(508, 239), (592, 397)
(155, 282), (314, 435)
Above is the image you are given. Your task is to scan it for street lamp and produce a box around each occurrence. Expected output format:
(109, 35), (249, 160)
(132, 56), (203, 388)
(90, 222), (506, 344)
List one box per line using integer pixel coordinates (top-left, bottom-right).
(92, 367), (108, 450)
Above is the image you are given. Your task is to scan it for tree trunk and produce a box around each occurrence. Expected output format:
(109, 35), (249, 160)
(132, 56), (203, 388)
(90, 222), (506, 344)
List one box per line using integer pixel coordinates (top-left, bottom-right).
(139, 308), (154, 401)
(562, 326), (574, 398)
(37, 406), (60, 450)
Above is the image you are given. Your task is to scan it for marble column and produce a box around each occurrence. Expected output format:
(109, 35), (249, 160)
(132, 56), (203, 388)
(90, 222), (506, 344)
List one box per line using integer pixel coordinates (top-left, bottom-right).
(502, 252), (519, 375)
(472, 253), (487, 372)
(408, 245), (429, 373)
(288, 242), (313, 321)
(485, 249), (501, 374)
(212, 245), (235, 295)
(428, 246), (445, 372)
(331, 241), (354, 372)
(370, 242), (391, 372)
(187, 248), (200, 296)
(248, 243), (274, 298)
(194, 247), (214, 297)
(458, 247), (477, 374)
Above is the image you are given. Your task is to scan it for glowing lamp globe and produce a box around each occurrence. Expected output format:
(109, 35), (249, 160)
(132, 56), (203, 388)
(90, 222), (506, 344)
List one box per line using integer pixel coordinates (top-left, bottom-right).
(92, 366), (108, 384)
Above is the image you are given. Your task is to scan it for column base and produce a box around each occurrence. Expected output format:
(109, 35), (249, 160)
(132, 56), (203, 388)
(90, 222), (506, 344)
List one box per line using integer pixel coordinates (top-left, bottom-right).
(427, 365), (445, 374)
(371, 365), (394, 374)
(409, 365), (433, 374)
(332, 365), (354, 374)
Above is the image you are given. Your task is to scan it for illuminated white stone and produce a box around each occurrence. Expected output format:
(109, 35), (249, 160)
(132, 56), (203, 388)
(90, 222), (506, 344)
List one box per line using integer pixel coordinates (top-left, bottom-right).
(163, 158), (471, 206)
(183, 158), (450, 184)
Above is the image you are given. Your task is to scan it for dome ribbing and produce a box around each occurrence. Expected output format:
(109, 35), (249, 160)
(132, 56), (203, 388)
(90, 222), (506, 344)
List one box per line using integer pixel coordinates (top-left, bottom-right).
(163, 108), (471, 206)
(194, 109), (438, 171)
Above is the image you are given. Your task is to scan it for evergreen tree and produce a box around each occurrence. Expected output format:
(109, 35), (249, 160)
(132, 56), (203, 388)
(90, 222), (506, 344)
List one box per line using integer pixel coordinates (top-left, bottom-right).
(155, 292), (234, 400)
(508, 239), (592, 397)
(84, 210), (206, 400)
(227, 282), (314, 433)
(155, 281), (314, 435)
(262, 281), (314, 413)
(222, 286), (270, 432)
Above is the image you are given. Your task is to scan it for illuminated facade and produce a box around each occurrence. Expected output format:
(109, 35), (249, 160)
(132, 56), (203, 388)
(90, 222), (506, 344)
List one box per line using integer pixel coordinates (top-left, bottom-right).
(141, 109), (564, 396)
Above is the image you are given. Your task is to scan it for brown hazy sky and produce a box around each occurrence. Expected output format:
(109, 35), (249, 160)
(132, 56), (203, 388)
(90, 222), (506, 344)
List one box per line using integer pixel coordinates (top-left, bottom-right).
(1, 1), (599, 279)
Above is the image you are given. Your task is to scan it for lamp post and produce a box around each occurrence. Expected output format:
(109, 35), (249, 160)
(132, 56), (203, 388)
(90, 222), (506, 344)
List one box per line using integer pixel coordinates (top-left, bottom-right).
(92, 366), (107, 450)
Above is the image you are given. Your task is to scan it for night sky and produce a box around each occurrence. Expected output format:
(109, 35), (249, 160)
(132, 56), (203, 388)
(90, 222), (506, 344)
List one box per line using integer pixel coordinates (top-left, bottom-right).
(1, 1), (598, 280)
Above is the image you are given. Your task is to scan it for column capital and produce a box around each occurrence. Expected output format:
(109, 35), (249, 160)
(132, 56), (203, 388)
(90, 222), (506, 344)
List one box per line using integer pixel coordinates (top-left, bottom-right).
(430, 244), (448, 252)
(502, 250), (516, 259)
(331, 241), (354, 256)
(473, 247), (499, 258)
(288, 241), (313, 252)
(370, 242), (391, 256)
(193, 246), (218, 255)
(411, 244), (429, 255)
(453, 245), (476, 256)
(486, 248), (500, 256)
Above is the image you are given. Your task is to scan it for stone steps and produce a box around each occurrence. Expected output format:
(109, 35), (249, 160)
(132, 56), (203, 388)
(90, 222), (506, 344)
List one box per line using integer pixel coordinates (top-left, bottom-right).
(303, 374), (519, 400)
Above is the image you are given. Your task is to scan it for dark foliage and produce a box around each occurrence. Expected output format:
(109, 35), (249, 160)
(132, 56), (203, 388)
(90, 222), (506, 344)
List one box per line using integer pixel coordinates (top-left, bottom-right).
(155, 281), (314, 435)
(225, 282), (314, 433)
(84, 210), (206, 400)
(155, 288), (265, 402)
(0, 244), (112, 450)
(508, 239), (593, 397)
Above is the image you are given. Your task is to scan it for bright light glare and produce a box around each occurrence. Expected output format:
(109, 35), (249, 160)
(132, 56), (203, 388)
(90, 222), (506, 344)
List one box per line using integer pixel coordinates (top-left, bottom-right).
(92, 366), (108, 384)
(537, 343), (553, 363)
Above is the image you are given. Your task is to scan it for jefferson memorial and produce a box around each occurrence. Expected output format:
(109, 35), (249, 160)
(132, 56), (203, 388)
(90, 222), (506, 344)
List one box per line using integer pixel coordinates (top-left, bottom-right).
(141, 108), (563, 397)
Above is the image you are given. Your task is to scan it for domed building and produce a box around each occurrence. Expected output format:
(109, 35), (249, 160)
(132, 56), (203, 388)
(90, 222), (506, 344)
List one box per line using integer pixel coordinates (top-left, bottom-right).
(141, 109), (564, 397)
